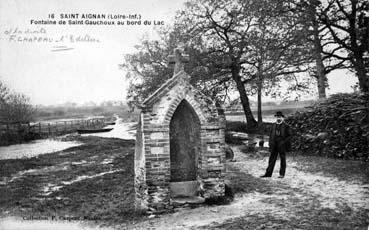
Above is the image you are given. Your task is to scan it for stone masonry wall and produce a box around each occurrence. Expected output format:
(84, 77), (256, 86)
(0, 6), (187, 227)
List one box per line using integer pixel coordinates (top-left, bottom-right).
(134, 113), (148, 210)
(135, 72), (226, 210)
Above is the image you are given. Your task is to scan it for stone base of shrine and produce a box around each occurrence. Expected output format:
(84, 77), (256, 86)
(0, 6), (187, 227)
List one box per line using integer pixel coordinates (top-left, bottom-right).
(170, 181), (199, 197)
(171, 196), (205, 206)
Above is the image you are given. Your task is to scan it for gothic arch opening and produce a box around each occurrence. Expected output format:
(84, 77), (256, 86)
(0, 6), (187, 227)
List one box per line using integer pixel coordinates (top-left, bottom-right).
(169, 100), (201, 182)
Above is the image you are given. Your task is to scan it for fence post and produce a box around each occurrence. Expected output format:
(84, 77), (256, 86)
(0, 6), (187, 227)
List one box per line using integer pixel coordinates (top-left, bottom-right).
(39, 122), (41, 134)
(48, 123), (51, 136)
(28, 123), (31, 133)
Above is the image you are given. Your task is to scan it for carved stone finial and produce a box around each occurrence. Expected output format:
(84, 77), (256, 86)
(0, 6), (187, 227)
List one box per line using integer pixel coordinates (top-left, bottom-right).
(168, 48), (189, 75)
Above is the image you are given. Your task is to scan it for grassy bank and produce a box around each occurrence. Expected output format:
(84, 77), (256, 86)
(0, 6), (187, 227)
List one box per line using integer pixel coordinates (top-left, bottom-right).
(0, 131), (41, 147)
(35, 105), (139, 123)
(0, 136), (139, 225)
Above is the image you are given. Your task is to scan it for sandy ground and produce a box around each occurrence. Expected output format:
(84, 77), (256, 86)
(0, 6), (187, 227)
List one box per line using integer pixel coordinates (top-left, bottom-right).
(1, 144), (368, 229)
(122, 146), (369, 230)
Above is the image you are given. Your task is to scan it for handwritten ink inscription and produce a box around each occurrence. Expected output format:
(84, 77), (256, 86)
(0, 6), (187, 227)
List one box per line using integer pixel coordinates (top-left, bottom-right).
(3, 27), (100, 44)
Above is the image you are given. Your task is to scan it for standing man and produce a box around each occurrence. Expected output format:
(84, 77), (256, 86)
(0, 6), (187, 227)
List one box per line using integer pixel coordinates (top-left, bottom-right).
(261, 111), (292, 178)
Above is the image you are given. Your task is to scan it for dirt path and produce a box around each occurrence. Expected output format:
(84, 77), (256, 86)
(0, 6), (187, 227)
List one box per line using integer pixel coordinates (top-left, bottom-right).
(124, 146), (369, 230)
(1, 143), (368, 229)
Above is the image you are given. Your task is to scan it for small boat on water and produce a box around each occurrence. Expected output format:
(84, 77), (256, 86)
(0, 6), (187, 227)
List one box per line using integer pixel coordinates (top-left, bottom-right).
(104, 122), (116, 125)
(77, 128), (113, 134)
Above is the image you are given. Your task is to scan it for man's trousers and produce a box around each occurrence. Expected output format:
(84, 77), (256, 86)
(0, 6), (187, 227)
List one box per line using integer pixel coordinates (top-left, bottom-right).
(265, 141), (286, 177)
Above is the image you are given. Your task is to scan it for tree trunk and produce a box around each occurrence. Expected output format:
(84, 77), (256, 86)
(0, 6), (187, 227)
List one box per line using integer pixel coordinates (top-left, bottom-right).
(348, 2), (368, 93)
(316, 71), (327, 99)
(232, 67), (257, 128)
(311, 5), (327, 99)
(353, 55), (369, 93)
(257, 79), (263, 127)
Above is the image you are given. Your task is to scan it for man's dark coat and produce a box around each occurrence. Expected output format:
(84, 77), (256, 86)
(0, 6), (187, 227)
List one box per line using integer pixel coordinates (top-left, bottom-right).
(269, 122), (292, 152)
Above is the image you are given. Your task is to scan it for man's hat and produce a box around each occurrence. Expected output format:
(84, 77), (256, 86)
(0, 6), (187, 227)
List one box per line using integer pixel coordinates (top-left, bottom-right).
(274, 111), (285, 117)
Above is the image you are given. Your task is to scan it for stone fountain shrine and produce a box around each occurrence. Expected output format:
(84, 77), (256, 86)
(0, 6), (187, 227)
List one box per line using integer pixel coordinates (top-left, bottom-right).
(134, 49), (226, 211)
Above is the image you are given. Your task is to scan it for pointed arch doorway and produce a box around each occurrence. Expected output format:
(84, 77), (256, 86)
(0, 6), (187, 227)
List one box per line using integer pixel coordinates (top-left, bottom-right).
(169, 100), (201, 196)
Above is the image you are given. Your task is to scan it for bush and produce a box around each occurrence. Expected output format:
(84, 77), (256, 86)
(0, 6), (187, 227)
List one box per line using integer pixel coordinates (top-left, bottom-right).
(0, 81), (36, 123)
(286, 93), (369, 161)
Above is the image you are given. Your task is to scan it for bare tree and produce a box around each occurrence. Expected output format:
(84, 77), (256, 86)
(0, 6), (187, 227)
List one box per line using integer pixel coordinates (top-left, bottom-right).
(242, 2), (312, 125)
(178, 0), (264, 128)
(288, 0), (350, 99)
(178, 0), (314, 127)
(0, 81), (10, 104)
(319, 0), (369, 92)
(0, 80), (35, 123)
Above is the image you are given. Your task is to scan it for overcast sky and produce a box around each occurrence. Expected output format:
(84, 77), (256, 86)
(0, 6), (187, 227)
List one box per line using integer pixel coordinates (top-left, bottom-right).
(0, 0), (357, 105)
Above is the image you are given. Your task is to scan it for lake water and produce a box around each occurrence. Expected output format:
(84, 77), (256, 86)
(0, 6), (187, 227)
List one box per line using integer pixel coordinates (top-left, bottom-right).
(31, 115), (106, 125)
(81, 117), (136, 139)
(0, 139), (82, 160)
(1, 114), (272, 160)
(226, 114), (275, 123)
(0, 117), (136, 160)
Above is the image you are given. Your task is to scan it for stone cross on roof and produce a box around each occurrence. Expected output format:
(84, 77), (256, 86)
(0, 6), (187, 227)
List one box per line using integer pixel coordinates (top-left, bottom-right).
(168, 48), (189, 75)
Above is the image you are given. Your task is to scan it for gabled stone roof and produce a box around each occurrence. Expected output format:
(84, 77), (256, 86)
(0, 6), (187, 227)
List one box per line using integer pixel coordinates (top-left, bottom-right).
(141, 70), (190, 107)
